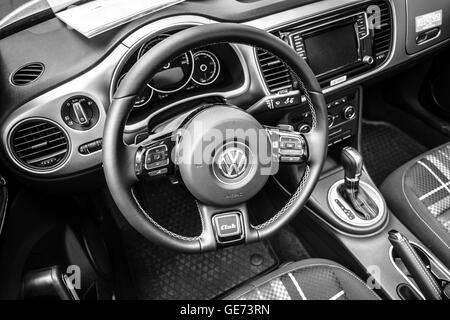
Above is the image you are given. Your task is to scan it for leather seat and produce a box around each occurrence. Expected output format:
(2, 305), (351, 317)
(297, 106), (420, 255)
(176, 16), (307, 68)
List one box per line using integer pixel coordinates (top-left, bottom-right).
(381, 143), (450, 268)
(224, 259), (380, 300)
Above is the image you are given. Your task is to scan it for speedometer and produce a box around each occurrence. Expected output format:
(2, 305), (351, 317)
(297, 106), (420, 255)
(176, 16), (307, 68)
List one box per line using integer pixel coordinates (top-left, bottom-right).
(192, 51), (220, 86)
(138, 35), (194, 93)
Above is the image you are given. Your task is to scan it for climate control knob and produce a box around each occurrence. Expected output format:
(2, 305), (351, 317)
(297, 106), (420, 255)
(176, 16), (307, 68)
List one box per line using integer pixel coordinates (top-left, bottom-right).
(328, 115), (335, 128)
(343, 105), (356, 120)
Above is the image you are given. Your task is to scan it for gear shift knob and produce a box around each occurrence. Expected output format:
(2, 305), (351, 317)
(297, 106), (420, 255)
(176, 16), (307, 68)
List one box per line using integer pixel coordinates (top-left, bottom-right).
(341, 147), (363, 182)
(339, 147), (379, 220)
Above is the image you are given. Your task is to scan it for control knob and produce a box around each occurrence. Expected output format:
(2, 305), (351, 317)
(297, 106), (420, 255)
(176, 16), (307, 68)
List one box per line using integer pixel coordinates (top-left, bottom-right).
(298, 123), (311, 134)
(343, 105), (356, 120)
(363, 56), (375, 65)
(328, 115), (335, 128)
(61, 96), (99, 131)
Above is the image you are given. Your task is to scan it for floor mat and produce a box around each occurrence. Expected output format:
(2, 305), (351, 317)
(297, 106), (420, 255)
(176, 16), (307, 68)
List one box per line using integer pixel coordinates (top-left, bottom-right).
(133, 179), (203, 237)
(361, 121), (427, 186)
(269, 227), (310, 263)
(122, 227), (278, 300)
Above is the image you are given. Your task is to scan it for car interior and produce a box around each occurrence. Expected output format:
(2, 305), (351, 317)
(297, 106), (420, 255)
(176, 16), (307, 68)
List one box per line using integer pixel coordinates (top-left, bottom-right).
(0, 0), (449, 301)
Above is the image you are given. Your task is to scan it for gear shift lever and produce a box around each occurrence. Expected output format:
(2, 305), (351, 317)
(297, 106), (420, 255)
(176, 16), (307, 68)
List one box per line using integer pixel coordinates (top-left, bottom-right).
(341, 147), (363, 189)
(339, 147), (378, 220)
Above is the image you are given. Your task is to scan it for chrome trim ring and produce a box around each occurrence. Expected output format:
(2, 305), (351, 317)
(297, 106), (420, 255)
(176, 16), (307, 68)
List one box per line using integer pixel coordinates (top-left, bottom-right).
(7, 117), (72, 174)
(191, 50), (221, 86)
(328, 180), (386, 227)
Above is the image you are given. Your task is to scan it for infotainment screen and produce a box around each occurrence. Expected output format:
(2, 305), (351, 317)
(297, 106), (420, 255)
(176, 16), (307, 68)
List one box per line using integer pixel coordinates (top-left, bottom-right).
(304, 23), (359, 75)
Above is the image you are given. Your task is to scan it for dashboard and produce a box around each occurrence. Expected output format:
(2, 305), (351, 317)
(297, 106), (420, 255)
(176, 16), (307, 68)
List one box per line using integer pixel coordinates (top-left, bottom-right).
(0, 0), (449, 180)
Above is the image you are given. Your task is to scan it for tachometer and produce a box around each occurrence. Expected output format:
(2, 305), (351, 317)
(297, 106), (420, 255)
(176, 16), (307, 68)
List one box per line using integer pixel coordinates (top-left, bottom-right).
(192, 51), (220, 86)
(138, 35), (194, 93)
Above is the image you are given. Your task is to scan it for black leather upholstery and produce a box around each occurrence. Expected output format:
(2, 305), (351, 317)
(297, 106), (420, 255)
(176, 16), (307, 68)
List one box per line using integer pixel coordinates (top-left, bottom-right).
(224, 259), (380, 300)
(381, 143), (450, 267)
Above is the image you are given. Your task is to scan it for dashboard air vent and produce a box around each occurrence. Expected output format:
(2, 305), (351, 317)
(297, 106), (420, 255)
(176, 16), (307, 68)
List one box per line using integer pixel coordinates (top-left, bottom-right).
(371, 1), (393, 64)
(10, 62), (45, 86)
(10, 119), (69, 171)
(256, 48), (293, 93)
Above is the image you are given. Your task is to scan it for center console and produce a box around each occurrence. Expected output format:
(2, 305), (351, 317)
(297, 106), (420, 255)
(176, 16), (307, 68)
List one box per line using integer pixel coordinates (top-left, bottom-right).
(289, 147), (450, 300)
(289, 88), (360, 148)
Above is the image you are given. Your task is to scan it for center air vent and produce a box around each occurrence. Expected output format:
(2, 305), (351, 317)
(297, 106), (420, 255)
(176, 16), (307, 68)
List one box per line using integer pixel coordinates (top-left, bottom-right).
(371, 1), (393, 64)
(10, 62), (45, 86)
(256, 49), (294, 94)
(10, 119), (69, 171)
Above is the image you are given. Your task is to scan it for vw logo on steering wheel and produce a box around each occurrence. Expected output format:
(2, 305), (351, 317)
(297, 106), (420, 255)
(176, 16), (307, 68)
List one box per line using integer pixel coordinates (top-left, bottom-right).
(218, 147), (248, 179)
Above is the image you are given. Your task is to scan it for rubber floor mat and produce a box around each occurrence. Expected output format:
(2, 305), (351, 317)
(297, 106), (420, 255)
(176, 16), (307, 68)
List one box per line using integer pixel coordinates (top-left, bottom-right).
(133, 179), (203, 237)
(121, 227), (278, 300)
(361, 121), (427, 186)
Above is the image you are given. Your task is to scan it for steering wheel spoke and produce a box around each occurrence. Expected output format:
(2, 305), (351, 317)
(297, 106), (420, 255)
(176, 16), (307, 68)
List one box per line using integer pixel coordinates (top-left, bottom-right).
(133, 131), (179, 180)
(265, 126), (309, 172)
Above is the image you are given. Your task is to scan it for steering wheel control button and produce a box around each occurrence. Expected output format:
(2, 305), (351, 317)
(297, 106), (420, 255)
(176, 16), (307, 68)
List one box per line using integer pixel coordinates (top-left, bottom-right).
(147, 168), (168, 177)
(280, 156), (302, 162)
(212, 212), (243, 243)
(144, 145), (169, 170)
(277, 124), (294, 131)
(278, 135), (307, 162)
(61, 96), (99, 131)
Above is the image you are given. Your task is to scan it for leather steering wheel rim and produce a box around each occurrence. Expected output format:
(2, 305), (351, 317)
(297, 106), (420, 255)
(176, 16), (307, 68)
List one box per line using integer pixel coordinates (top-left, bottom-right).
(103, 23), (328, 253)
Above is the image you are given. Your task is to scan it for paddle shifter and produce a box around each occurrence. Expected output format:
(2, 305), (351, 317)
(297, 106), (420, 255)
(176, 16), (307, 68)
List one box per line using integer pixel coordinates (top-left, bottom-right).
(339, 147), (378, 220)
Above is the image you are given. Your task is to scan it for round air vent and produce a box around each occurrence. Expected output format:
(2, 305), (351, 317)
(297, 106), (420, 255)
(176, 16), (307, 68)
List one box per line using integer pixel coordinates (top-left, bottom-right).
(9, 119), (70, 172)
(10, 62), (45, 86)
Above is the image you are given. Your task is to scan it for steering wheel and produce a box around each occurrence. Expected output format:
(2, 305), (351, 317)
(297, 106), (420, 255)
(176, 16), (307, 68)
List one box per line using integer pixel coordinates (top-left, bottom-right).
(103, 23), (328, 253)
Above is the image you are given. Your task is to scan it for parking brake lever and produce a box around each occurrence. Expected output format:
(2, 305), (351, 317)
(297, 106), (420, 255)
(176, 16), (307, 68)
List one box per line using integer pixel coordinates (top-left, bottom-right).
(388, 230), (443, 300)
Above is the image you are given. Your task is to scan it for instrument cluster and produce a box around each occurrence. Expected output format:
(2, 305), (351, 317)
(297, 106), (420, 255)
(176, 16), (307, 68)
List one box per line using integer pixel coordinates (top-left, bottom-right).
(114, 34), (238, 123)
